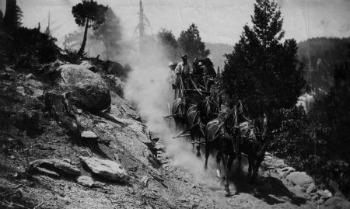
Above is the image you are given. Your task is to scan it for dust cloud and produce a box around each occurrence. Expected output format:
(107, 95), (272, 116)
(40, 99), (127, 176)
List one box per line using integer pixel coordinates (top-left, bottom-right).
(123, 42), (222, 187)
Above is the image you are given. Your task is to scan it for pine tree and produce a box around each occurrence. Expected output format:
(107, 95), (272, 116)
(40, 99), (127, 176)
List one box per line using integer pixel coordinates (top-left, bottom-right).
(72, 0), (108, 56)
(178, 23), (210, 61)
(0, 10), (3, 27)
(3, 0), (22, 30)
(222, 0), (305, 118)
(157, 28), (179, 60)
(93, 7), (122, 59)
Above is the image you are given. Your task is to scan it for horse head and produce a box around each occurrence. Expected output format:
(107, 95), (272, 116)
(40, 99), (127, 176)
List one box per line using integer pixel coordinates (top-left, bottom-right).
(172, 97), (187, 118)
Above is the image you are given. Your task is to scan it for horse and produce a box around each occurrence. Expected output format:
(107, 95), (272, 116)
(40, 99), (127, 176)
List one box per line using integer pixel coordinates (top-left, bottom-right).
(170, 96), (188, 131)
(186, 104), (205, 156)
(204, 110), (268, 196)
(185, 94), (220, 157)
(168, 91), (202, 136)
(238, 119), (267, 183)
(204, 114), (236, 195)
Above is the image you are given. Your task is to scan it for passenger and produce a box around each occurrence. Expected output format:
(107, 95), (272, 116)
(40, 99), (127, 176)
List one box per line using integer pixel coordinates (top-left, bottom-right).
(192, 58), (204, 87)
(199, 58), (216, 91)
(168, 62), (178, 99)
(175, 54), (193, 94)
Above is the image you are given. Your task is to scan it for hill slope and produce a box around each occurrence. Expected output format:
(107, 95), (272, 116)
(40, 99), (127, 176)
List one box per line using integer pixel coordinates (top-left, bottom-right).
(298, 37), (350, 93)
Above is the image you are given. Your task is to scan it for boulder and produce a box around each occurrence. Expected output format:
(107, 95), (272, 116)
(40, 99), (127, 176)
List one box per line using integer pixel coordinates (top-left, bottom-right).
(77, 176), (94, 187)
(286, 171), (313, 188)
(16, 86), (25, 96)
(80, 156), (128, 182)
(281, 166), (295, 175)
(36, 167), (60, 178)
(27, 79), (44, 98)
(306, 183), (317, 194)
(81, 131), (98, 139)
(294, 185), (305, 193)
(141, 175), (150, 187)
(318, 189), (332, 200)
(323, 197), (350, 209)
(154, 142), (165, 152)
(26, 73), (35, 79)
(57, 62), (111, 112)
(277, 166), (295, 177)
(28, 159), (81, 177)
(274, 159), (287, 168)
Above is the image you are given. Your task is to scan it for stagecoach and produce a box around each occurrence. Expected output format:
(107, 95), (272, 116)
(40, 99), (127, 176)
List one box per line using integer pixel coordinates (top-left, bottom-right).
(164, 63), (269, 195)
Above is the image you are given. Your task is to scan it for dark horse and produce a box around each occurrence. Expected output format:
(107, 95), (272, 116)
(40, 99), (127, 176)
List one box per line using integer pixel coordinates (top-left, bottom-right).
(204, 114), (236, 195)
(186, 95), (219, 157)
(186, 103), (205, 156)
(168, 96), (188, 131)
(204, 110), (268, 196)
(238, 120), (267, 183)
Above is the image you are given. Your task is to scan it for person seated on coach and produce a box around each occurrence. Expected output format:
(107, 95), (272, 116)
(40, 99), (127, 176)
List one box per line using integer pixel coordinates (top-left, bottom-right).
(199, 58), (216, 91)
(168, 61), (179, 99)
(192, 58), (204, 87)
(175, 54), (193, 93)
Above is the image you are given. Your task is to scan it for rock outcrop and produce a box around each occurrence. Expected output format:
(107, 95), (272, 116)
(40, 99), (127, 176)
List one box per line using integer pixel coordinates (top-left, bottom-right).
(323, 197), (350, 209)
(77, 175), (95, 187)
(57, 62), (111, 112)
(81, 130), (98, 139)
(286, 171), (314, 188)
(80, 156), (128, 182)
(28, 159), (81, 177)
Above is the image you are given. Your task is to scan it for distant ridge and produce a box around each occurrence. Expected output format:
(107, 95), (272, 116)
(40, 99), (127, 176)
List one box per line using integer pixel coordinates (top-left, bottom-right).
(297, 37), (350, 93)
(205, 42), (232, 71)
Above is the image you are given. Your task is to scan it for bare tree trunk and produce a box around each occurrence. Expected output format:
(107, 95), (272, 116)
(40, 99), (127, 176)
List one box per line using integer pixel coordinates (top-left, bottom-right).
(78, 18), (89, 56)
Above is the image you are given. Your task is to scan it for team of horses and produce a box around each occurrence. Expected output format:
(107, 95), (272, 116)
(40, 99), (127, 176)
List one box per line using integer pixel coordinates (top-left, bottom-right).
(165, 69), (269, 195)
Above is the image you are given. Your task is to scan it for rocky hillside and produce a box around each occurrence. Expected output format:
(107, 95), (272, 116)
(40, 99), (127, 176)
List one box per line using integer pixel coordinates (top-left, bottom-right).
(0, 59), (349, 209)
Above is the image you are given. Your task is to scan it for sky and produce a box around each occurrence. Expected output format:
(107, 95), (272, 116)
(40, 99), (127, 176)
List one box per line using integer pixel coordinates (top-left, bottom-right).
(0, 0), (350, 46)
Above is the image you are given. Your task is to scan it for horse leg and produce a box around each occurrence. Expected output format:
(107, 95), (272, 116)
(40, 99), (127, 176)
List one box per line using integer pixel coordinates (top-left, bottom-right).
(252, 155), (264, 184)
(204, 143), (210, 170)
(190, 129), (196, 152)
(227, 154), (234, 180)
(216, 152), (222, 179)
(196, 131), (201, 157)
(227, 154), (236, 195)
(221, 154), (231, 196)
(247, 155), (254, 183)
(237, 150), (242, 177)
(196, 144), (201, 157)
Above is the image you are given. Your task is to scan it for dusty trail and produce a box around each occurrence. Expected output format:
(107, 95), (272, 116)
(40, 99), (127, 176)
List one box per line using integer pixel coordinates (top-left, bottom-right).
(122, 50), (318, 208)
(152, 132), (317, 209)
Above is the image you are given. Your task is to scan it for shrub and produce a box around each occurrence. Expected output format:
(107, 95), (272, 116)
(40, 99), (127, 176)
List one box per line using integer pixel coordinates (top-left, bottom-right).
(9, 27), (60, 65)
